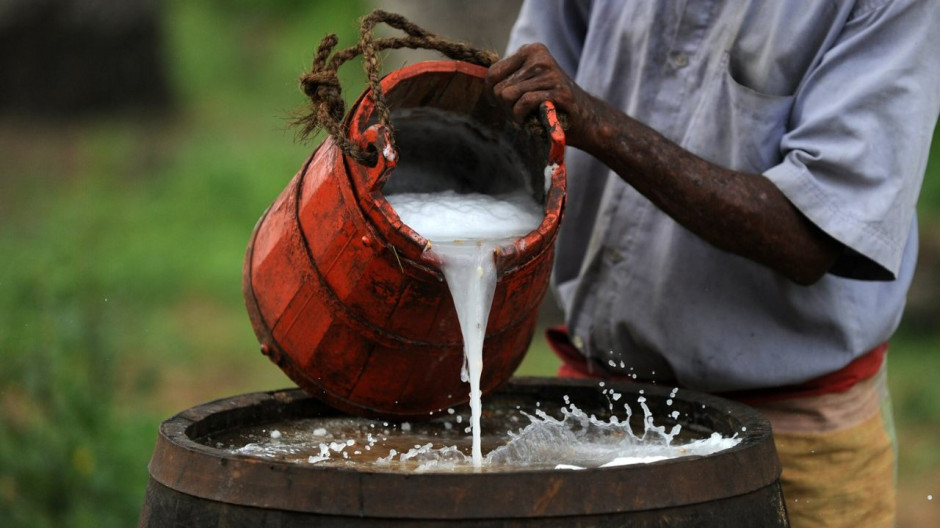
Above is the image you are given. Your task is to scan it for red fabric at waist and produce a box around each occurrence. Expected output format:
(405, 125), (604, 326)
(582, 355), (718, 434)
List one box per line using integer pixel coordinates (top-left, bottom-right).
(545, 325), (888, 405)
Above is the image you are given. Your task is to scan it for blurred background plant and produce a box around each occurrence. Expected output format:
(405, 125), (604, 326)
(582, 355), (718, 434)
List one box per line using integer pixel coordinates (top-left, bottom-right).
(0, 1), (937, 526)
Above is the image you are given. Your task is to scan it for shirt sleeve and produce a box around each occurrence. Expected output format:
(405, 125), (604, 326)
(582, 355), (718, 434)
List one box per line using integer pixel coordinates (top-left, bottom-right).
(505, 0), (591, 77)
(764, 0), (940, 280)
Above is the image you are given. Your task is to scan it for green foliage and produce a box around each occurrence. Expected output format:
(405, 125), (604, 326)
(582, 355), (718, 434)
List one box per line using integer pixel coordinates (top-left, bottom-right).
(888, 332), (940, 424)
(919, 122), (940, 221)
(0, 199), (157, 527)
(0, 1), (365, 526)
(515, 334), (561, 377)
(886, 332), (940, 484)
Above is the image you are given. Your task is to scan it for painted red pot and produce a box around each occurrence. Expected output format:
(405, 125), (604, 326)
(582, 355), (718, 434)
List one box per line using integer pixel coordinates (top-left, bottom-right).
(243, 60), (566, 420)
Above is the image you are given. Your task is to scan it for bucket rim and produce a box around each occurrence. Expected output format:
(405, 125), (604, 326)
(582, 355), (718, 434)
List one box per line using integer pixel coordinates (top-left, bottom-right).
(342, 60), (567, 276)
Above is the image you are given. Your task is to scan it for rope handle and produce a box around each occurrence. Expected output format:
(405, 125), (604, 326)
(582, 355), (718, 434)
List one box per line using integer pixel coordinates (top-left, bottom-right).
(294, 10), (499, 165)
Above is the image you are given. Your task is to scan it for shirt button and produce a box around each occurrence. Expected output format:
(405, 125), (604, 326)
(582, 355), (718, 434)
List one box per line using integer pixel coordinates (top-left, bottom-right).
(605, 248), (623, 264)
(571, 334), (584, 350)
(669, 51), (689, 69)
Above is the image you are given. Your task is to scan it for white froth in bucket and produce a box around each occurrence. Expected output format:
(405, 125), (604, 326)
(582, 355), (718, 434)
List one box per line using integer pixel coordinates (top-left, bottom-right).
(387, 190), (543, 242)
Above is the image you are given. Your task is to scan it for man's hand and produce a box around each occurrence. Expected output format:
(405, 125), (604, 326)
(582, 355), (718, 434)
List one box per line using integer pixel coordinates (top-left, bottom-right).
(486, 43), (610, 152)
(486, 44), (842, 285)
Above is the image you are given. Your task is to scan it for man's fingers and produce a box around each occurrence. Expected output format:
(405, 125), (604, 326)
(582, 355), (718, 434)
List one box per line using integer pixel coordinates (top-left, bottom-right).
(486, 43), (570, 122)
(485, 43), (551, 87)
(513, 90), (555, 120)
(493, 76), (552, 107)
(486, 51), (529, 89)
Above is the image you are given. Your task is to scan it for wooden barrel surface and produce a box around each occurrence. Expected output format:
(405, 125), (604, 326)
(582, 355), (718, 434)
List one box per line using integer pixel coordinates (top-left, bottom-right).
(139, 377), (789, 527)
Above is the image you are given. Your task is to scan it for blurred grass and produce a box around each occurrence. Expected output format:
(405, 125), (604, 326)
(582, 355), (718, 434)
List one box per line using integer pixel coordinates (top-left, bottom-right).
(0, 1), (938, 526)
(0, 1), (366, 526)
(920, 123), (940, 223)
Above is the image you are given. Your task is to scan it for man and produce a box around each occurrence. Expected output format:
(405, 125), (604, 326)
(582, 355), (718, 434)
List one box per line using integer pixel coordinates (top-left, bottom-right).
(487, 1), (939, 526)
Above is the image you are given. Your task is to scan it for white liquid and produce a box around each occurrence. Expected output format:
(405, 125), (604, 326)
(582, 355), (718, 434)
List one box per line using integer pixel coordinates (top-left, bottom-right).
(387, 190), (543, 242)
(386, 190), (543, 468)
(231, 391), (743, 472)
(484, 399), (738, 471)
(377, 398), (741, 472)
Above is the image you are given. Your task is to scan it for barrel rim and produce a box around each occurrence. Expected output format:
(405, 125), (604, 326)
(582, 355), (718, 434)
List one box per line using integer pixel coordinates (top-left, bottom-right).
(147, 378), (781, 519)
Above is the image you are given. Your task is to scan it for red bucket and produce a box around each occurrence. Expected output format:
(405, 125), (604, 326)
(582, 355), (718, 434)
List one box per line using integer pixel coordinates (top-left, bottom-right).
(243, 41), (565, 420)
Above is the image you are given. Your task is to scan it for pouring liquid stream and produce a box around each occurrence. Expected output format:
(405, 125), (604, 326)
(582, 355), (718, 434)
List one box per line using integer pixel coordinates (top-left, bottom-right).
(386, 189), (543, 468)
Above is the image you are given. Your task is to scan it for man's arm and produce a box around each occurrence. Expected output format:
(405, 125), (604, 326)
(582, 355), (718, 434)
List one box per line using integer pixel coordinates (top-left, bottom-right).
(487, 43), (841, 285)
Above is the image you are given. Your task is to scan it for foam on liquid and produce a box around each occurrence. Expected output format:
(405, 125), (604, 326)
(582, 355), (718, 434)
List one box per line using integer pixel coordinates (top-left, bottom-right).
(227, 390), (742, 473)
(386, 189), (543, 468)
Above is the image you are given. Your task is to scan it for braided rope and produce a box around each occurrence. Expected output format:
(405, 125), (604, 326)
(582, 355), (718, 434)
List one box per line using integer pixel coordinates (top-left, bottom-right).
(294, 9), (499, 164)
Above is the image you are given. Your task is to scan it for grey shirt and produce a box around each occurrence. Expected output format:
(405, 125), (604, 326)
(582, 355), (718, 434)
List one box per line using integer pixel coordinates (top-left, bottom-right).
(508, 0), (940, 391)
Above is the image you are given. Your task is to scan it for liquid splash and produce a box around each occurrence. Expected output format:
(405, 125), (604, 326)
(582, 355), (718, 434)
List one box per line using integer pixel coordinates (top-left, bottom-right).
(227, 391), (741, 473)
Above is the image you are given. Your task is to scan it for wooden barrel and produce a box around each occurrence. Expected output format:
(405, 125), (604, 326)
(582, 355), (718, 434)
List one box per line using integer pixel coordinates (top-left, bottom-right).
(242, 61), (567, 420)
(139, 378), (789, 527)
